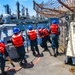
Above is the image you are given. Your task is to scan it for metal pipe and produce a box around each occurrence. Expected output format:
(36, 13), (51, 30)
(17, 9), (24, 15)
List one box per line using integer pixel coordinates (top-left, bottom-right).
(4, 4), (10, 14)
(16, 1), (20, 19)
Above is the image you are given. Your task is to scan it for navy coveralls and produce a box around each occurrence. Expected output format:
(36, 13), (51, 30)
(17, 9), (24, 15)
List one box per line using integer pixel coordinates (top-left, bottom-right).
(11, 36), (27, 65)
(0, 49), (8, 75)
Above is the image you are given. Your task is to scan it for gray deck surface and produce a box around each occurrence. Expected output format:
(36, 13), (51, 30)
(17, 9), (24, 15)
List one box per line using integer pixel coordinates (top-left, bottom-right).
(4, 43), (75, 75)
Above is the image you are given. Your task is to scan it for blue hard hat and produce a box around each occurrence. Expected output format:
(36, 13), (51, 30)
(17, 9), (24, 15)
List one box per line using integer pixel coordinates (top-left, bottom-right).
(0, 40), (4, 44)
(37, 26), (41, 29)
(52, 20), (57, 24)
(28, 25), (32, 30)
(41, 26), (45, 29)
(13, 27), (20, 34)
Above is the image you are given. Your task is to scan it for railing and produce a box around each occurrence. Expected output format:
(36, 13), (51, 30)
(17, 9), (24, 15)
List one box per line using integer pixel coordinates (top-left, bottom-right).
(33, 1), (66, 18)
(58, 0), (75, 13)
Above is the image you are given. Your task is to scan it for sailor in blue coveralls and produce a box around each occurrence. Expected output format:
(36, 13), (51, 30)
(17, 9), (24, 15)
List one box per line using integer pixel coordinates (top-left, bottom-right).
(0, 40), (14, 75)
(50, 20), (60, 57)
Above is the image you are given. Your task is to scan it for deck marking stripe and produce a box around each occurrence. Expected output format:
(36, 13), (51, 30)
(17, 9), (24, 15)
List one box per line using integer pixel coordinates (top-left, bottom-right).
(33, 57), (40, 64)
(5, 67), (22, 72)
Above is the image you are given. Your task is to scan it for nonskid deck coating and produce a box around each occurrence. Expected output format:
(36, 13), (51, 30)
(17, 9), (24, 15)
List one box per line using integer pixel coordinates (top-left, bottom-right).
(5, 44), (75, 75)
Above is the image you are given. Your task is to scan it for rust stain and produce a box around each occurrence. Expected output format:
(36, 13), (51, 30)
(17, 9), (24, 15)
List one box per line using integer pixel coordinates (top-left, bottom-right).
(69, 66), (75, 72)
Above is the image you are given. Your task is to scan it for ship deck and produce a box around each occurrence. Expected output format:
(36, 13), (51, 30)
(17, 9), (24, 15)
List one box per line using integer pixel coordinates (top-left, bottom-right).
(4, 43), (75, 75)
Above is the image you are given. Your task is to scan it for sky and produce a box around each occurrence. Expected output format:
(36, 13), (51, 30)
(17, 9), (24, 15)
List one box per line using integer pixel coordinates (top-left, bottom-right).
(0, 0), (48, 16)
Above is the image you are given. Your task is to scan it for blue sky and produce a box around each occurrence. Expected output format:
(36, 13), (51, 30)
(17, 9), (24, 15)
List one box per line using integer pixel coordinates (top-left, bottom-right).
(0, 0), (48, 16)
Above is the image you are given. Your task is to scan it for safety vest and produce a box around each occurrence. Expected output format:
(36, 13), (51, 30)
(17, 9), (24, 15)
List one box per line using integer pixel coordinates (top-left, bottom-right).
(12, 33), (24, 47)
(28, 30), (37, 40)
(0, 42), (5, 55)
(42, 28), (49, 37)
(50, 24), (58, 34)
(38, 29), (43, 37)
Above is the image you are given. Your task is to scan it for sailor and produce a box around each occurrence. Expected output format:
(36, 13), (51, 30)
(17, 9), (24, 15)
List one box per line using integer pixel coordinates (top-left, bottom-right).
(37, 26), (43, 38)
(38, 26), (49, 51)
(37, 26), (44, 48)
(50, 20), (60, 57)
(0, 40), (13, 75)
(27, 25), (40, 56)
(42, 26), (52, 44)
(11, 27), (27, 66)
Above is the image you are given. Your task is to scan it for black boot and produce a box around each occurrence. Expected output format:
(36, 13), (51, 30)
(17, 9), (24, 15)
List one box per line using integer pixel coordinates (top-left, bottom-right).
(24, 59), (27, 64)
(56, 48), (59, 55)
(19, 59), (24, 66)
(33, 52), (36, 56)
(20, 62), (24, 66)
(54, 54), (57, 57)
(53, 49), (57, 57)
(43, 48), (48, 52)
(56, 51), (59, 55)
(37, 52), (40, 57)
